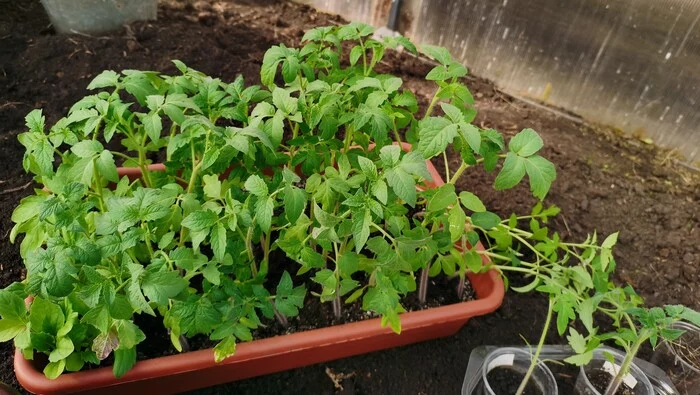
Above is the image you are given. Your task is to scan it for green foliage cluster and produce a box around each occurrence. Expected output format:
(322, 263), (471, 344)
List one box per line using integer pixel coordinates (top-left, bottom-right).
(1, 23), (697, 389)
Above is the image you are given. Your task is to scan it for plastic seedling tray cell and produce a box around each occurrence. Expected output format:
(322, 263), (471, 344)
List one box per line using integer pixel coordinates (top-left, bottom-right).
(462, 346), (679, 395)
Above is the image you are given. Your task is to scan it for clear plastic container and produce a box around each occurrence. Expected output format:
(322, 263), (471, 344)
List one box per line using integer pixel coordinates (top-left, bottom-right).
(575, 348), (654, 395)
(462, 346), (678, 395)
(650, 322), (700, 395)
(40, 0), (157, 34)
(478, 347), (558, 395)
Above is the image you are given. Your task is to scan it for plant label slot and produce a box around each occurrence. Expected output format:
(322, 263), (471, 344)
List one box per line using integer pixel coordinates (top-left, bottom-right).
(487, 353), (514, 372)
(602, 361), (638, 389)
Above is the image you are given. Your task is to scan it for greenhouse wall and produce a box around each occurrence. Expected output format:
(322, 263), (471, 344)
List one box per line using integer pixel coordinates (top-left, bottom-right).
(298, 0), (700, 162)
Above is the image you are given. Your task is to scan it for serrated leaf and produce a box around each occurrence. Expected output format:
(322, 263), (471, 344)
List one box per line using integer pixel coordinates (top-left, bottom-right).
(284, 186), (306, 224)
(385, 167), (416, 207)
(141, 271), (188, 306)
(255, 196), (274, 233)
(210, 223), (227, 262)
(87, 70), (120, 90)
(203, 174), (222, 199)
(353, 209), (371, 252)
(181, 210), (218, 231)
(416, 117), (458, 158)
(509, 128), (543, 156)
(524, 155), (556, 200)
(71, 140), (104, 158)
(244, 175), (268, 197)
(494, 152), (526, 190)
(142, 113), (162, 142)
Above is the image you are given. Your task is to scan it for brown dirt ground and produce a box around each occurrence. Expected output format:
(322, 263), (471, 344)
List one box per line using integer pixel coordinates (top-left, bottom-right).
(0, 0), (698, 394)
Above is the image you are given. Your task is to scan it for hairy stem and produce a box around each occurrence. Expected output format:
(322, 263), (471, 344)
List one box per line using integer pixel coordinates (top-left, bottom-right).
(516, 297), (554, 395)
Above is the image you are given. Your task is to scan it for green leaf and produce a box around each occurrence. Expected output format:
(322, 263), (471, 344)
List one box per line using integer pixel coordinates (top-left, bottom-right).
(255, 196), (274, 233)
(49, 337), (74, 363)
(602, 232), (619, 249)
(202, 264), (221, 285)
(358, 156), (377, 178)
(385, 167), (416, 207)
(244, 175), (268, 197)
(567, 328), (587, 354)
(96, 151), (119, 182)
(30, 297), (64, 335)
(421, 45), (453, 65)
(82, 306), (110, 333)
(202, 174), (222, 199)
(113, 347), (136, 378)
(459, 123), (481, 153)
(141, 271), (188, 305)
(71, 140), (104, 158)
(44, 360), (66, 380)
(459, 192), (486, 213)
(427, 184), (457, 212)
(352, 209), (371, 253)
(0, 319), (26, 342)
(564, 351), (594, 366)
(116, 320), (146, 350)
(494, 152), (526, 190)
(399, 151), (432, 180)
(471, 211), (501, 230)
(509, 128), (544, 156)
(142, 113), (163, 142)
(181, 210), (218, 231)
(25, 109), (45, 133)
(284, 186), (306, 224)
(350, 45), (363, 66)
(0, 290), (27, 322)
(448, 206), (467, 242)
(416, 117), (458, 158)
(210, 223), (227, 262)
(379, 145), (401, 167)
(524, 155), (556, 200)
(214, 336), (236, 363)
(87, 70), (120, 90)
(127, 279), (154, 316)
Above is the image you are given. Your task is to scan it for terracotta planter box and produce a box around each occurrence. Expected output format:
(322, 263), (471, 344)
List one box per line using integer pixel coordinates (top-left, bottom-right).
(14, 148), (505, 394)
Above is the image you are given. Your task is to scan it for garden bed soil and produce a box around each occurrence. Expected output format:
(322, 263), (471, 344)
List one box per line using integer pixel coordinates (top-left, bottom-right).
(1, 0), (699, 394)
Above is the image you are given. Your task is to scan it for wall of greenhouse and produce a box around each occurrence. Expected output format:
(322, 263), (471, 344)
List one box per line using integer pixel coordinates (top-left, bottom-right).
(299, 0), (700, 162)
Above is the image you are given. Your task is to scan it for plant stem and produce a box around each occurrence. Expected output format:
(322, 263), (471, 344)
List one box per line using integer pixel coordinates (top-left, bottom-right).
(418, 264), (430, 304)
(443, 152), (451, 181)
(448, 161), (469, 184)
(332, 293), (342, 319)
(274, 309), (289, 327)
(516, 297), (554, 395)
(603, 333), (648, 395)
(424, 87), (442, 119)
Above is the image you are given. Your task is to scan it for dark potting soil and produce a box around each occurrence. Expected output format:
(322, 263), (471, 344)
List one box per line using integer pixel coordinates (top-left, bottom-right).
(586, 370), (636, 395)
(1, 0), (699, 394)
(652, 335), (700, 395)
(484, 366), (540, 395)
